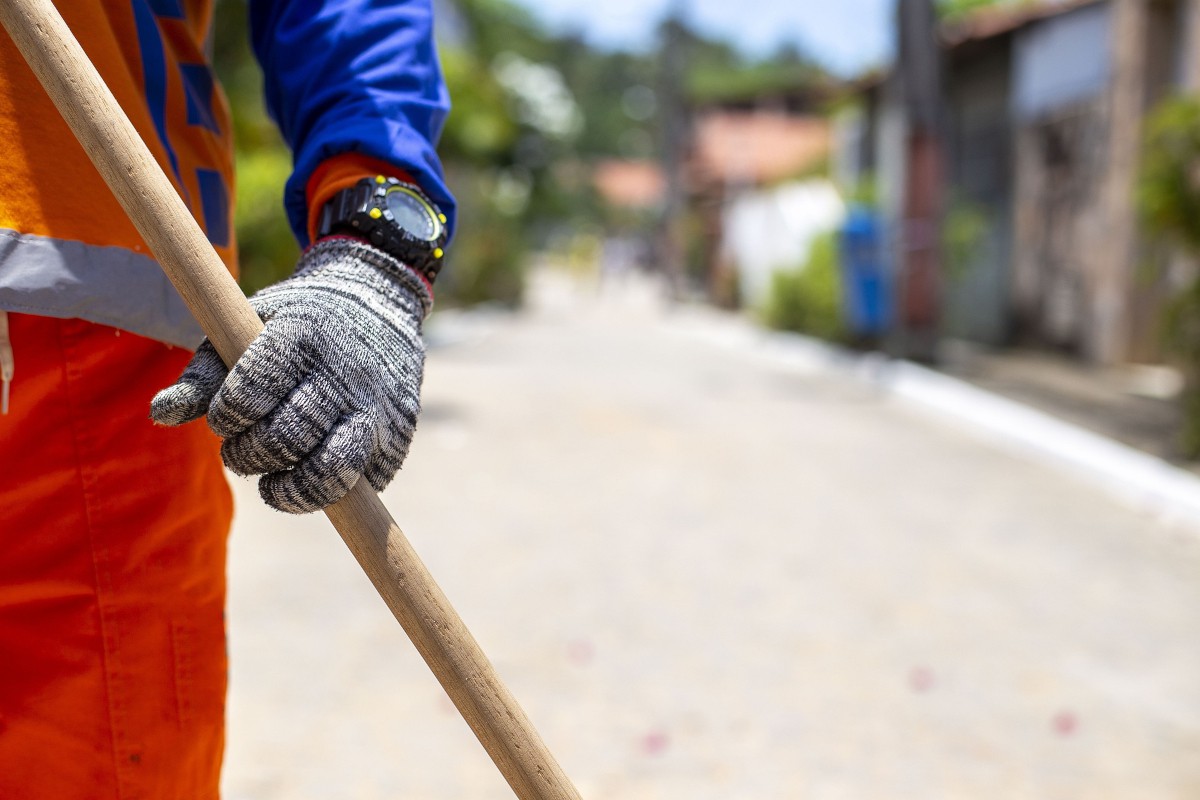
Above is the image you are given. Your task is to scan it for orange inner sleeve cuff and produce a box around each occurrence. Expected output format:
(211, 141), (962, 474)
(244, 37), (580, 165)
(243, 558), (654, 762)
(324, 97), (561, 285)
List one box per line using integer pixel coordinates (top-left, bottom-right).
(305, 153), (413, 245)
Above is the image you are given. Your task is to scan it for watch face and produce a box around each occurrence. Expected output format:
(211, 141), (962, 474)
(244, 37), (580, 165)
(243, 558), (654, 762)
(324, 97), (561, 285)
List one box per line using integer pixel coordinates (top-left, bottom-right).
(385, 186), (441, 241)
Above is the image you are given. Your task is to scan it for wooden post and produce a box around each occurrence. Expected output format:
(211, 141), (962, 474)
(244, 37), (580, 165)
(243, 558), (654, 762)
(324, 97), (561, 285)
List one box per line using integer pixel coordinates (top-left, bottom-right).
(895, 0), (945, 362)
(1096, 0), (1148, 364)
(1185, 0), (1200, 91)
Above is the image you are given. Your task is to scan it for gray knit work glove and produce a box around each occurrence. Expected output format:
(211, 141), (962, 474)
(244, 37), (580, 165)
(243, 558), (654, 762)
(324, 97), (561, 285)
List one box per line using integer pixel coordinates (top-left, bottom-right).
(150, 238), (431, 513)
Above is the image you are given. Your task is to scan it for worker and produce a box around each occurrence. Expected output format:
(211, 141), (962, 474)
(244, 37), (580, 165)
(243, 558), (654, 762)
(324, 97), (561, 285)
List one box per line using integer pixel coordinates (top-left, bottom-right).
(0, 1), (453, 797)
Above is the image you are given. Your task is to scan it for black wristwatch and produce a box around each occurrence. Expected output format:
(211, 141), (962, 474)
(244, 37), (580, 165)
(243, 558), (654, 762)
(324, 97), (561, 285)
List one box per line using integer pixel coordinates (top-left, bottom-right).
(315, 175), (449, 284)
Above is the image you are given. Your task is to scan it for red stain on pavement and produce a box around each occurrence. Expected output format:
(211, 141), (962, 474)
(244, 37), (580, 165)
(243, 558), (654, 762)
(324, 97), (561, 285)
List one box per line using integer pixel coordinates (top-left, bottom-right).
(567, 639), (595, 666)
(908, 666), (935, 693)
(1052, 711), (1078, 737)
(640, 730), (669, 756)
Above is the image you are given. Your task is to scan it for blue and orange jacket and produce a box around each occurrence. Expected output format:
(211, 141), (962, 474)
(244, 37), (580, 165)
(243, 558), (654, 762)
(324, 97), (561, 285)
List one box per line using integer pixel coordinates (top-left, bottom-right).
(0, 0), (454, 348)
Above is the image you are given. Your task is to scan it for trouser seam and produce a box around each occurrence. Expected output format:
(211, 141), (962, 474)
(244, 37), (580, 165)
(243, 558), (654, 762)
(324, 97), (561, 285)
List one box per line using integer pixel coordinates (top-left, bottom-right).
(59, 319), (130, 800)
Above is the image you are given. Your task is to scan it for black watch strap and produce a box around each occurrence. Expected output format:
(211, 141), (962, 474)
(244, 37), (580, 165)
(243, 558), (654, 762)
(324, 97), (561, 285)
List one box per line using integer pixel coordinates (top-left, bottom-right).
(314, 177), (448, 285)
(316, 183), (376, 241)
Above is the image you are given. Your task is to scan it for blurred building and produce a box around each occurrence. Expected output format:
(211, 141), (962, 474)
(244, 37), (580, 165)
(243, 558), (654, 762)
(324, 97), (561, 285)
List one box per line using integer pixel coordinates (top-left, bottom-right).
(841, 0), (1200, 365)
(593, 159), (666, 211)
(688, 99), (838, 307)
(591, 91), (838, 307)
(689, 109), (830, 188)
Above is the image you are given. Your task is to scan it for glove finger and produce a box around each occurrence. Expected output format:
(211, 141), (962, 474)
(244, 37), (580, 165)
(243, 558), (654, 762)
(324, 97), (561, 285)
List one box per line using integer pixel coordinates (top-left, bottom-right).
(220, 375), (348, 476)
(149, 340), (227, 426)
(362, 425), (415, 494)
(258, 411), (376, 514)
(207, 318), (313, 439)
(360, 383), (420, 492)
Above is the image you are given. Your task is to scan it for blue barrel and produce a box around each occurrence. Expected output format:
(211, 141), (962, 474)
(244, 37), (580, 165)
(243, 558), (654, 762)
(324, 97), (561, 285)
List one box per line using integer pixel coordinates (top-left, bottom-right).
(839, 204), (890, 338)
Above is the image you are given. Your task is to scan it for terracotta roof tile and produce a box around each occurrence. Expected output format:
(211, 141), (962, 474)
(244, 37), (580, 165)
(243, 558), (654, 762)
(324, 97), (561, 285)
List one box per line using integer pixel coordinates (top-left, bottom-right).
(691, 111), (830, 186)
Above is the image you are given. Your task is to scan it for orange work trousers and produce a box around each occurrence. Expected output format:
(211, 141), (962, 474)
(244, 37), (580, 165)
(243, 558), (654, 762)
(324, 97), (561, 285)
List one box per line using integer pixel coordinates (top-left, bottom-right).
(0, 313), (233, 799)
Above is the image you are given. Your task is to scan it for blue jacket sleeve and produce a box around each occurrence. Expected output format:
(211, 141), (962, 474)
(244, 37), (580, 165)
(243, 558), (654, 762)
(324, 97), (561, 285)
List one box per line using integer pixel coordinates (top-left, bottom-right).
(249, 0), (455, 247)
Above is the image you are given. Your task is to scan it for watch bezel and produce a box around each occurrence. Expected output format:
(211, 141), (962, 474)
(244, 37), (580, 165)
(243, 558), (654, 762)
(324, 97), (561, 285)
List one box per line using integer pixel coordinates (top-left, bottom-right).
(317, 175), (449, 285)
(379, 183), (444, 242)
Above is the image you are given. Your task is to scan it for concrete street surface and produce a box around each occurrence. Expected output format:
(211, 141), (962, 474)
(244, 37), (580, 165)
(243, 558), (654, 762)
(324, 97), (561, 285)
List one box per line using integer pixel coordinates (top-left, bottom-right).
(222, 268), (1200, 800)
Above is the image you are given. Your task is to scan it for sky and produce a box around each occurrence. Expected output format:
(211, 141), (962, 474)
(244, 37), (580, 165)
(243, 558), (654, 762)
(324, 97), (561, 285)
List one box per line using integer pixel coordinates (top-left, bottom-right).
(509, 0), (896, 76)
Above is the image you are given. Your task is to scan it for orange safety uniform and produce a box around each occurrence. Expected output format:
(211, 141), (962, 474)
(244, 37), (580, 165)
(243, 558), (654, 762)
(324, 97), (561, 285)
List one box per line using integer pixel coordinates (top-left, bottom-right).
(0, 0), (451, 797)
(0, 3), (235, 797)
(0, 312), (232, 799)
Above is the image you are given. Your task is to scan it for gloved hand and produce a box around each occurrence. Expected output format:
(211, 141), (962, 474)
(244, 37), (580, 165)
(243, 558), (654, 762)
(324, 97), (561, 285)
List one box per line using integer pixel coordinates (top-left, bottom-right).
(151, 237), (432, 513)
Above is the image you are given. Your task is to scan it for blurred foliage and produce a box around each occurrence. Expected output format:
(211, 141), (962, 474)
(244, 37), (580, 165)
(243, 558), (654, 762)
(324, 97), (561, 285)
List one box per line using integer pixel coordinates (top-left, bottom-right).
(846, 174), (879, 207)
(1138, 97), (1200, 253)
(438, 48), (519, 165)
(232, 148), (300, 296)
(437, 0), (605, 305)
(1160, 281), (1200, 457)
(937, 0), (1031, 21)
(762, 232), (844, 341)
(1139, 96), (1200, 457)
(942, 199), (989, 281)
(685, 41), (826, 105)
(436, 33), (530, 306)
(555, 51), (659, 165)
(436, 166), (527, 306)
(682, 207), (712, 287)
(212, 0), (299, 295)
(210, 0), (834, 306)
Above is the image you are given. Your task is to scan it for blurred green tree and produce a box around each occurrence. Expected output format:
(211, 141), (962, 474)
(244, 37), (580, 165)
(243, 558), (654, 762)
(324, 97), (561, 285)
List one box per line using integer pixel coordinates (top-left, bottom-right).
(1138, 98), (1200, 254)
(1138, 96), (1200, 457)
(211, 0), (300, 296)
(762, 232), (845, 342)
(937, 0), (1030, 21)
(210, 0), (842, 306)
(685, 39), (827, 104)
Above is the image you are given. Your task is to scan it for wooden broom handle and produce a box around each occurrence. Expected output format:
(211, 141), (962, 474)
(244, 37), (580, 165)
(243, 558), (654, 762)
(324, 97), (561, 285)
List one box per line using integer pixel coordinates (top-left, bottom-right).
(0, 2), (581, 798)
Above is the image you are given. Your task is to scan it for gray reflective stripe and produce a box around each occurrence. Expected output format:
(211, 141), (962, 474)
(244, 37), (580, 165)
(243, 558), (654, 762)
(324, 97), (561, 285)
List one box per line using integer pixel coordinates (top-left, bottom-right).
(0, 228), (205, 349)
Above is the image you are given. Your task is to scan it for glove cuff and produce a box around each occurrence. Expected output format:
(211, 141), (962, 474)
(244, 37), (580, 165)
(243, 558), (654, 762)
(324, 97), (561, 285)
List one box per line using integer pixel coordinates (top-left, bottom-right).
(302, 236), (435, 318)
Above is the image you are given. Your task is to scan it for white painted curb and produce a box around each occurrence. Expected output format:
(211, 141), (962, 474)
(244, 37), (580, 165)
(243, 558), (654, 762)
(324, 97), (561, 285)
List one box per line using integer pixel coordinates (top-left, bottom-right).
(683, 314), (1200, 528)
(879, 359), (1200, 526)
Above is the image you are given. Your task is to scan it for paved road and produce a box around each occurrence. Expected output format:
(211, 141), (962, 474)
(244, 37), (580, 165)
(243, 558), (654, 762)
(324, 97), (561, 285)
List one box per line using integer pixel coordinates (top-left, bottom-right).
(222, 270), (1200, 799)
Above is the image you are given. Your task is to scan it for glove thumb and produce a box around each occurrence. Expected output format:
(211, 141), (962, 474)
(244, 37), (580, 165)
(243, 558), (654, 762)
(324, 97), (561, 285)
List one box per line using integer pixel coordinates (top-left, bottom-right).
(150, 339), (228, 426)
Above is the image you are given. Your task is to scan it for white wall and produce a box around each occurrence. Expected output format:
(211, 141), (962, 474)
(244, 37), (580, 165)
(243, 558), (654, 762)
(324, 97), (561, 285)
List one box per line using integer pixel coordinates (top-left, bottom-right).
(721, 179), (846, 308)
